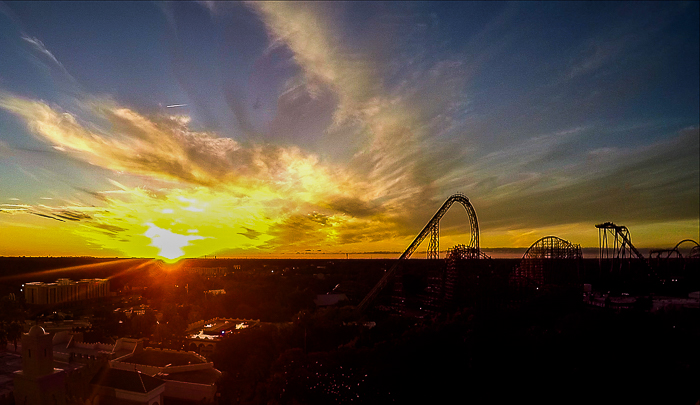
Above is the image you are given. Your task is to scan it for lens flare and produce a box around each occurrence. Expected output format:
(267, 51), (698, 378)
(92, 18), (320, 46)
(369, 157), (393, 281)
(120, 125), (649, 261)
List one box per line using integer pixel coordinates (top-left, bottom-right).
(70, 186), (279, 261)
(144, 222), (204, 262)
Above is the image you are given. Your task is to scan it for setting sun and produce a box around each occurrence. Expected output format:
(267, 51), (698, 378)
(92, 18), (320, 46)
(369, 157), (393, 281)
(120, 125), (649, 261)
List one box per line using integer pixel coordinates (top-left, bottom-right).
(0, 2), (697, 259)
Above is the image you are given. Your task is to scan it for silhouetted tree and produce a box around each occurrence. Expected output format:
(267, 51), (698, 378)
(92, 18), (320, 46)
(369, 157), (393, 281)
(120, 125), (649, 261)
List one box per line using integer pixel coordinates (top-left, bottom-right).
(129, 310), (156, 338)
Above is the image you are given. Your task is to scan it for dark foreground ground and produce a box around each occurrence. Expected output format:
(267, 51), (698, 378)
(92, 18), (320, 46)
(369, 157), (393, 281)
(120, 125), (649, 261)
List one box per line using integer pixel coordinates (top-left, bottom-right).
(1, 257), (698, 404)
(211, 295), (699, 405)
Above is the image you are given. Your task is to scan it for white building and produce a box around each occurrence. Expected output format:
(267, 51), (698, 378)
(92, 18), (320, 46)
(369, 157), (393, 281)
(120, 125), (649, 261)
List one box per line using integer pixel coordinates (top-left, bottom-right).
(7, 329), (220, 404)
(24, 278), (110, 305)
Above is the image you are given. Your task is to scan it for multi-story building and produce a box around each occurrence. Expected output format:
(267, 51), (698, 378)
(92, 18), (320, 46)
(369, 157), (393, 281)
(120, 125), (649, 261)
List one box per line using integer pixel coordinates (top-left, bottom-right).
(4, 327), (220, 405)
(24, 279), (110, 305)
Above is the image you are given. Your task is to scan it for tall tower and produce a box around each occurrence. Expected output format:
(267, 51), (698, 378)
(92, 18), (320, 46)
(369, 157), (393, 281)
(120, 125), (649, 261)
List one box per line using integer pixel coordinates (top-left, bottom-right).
(13, 325), (67, 405)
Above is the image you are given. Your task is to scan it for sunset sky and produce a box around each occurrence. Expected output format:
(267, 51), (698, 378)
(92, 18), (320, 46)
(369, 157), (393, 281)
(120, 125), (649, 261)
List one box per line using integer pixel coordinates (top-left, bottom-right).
(0, 2), (698, 261)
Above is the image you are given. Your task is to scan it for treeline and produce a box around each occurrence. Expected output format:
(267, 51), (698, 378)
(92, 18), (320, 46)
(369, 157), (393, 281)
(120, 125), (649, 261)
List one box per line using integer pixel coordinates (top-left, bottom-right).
(212, 299), (700, 405)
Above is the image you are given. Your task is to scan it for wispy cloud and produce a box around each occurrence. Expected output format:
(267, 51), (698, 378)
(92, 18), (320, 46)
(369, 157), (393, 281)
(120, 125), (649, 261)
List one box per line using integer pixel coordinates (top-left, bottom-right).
(567, 38), (628, 80)
(1, 3), (696, 256)
(458, 127), (699, 231)
(21, 35), (77, 84)
(0, 91), (413, 259)
(22, 36), (63, 68)
(250, 2), (473, 218)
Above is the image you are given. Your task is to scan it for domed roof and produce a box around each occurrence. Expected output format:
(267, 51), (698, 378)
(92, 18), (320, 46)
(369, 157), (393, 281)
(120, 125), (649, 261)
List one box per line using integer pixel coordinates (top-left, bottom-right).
(28, 325), (46, 337)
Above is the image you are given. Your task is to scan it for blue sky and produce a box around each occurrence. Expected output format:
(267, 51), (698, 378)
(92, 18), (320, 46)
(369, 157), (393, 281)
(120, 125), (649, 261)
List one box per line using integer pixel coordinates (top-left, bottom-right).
(0, 1), (698, 258)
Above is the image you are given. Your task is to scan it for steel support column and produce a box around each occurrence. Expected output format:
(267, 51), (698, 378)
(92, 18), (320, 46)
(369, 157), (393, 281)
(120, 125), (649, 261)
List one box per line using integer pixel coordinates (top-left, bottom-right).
(427, 222), (439, 259)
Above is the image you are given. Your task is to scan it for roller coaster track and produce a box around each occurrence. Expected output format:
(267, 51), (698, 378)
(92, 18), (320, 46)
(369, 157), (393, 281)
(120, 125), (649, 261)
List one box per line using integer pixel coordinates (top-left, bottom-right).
(520, 236), (583, 261)
(649, 239), (700, 259)
(595, 222), (651, 276)
(356, 193), (481, 312)
(510, 236), (582, 290)
(595, 222), (646, 262)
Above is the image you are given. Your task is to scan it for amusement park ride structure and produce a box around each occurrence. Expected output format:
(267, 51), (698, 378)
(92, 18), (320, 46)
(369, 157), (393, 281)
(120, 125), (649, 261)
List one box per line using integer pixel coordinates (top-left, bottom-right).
(595, 222), (647, 269)
(649, 239), (700, 260)
(356, 193), (485, 312)
(510, 236), (582, 293)
(356, 196), (698, 314)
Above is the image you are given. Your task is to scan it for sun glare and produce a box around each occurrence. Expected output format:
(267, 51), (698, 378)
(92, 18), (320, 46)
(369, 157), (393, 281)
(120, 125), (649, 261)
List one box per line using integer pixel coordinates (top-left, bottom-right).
(144, 222), (204, 262)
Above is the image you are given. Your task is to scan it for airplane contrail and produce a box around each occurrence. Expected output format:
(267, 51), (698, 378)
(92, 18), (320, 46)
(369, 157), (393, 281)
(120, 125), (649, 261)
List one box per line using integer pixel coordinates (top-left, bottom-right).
(166, 103), (188, 108)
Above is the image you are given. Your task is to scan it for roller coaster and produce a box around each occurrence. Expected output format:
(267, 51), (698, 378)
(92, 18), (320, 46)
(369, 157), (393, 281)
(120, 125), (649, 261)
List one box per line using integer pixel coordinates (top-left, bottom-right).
(595, 222), (647, 266)
(356, 196), (698, 314)
(510, 236), (582, 294)
(648, 239), (700, 290)
(649, 239), (700, 260)
(356, 193), (486, 312)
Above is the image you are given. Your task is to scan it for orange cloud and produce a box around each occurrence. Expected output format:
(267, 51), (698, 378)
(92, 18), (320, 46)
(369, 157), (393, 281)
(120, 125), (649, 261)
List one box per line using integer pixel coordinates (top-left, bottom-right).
(0, 92), (416, 260)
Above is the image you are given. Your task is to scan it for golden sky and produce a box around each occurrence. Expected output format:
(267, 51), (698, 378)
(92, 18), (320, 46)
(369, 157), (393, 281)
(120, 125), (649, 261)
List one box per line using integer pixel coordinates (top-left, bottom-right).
(0, 3), (698, 261)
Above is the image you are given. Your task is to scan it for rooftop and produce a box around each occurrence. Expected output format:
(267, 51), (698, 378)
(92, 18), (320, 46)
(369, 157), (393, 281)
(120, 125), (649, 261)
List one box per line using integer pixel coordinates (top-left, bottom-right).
(91, 367), (164, 393)
(0, 349), (86, 397)
(160, 367), (222, 385)
(0, 351), (22, 397)
(125, 350), (205, 367)
(187, 319), (254, 340)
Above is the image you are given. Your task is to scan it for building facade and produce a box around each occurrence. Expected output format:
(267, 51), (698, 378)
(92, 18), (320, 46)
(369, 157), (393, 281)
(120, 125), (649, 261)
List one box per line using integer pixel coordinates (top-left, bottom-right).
(24, 278), (110, 305)
(12, 325), (67, 405)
